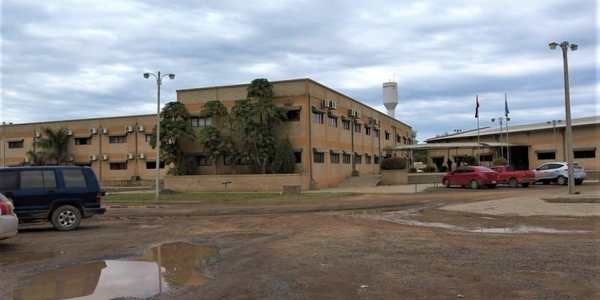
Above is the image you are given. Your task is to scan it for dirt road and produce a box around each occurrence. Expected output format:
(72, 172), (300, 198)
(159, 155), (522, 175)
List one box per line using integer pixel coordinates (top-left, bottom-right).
(1, 183), (598, 300)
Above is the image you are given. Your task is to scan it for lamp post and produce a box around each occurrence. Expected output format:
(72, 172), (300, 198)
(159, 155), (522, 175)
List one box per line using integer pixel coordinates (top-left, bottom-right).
(143, 71), (175, 200)
(2, 122), (13, 167)
(549, 41), (577, 194)
(504, 117), (510, 165)
(547, 120), (562, 158)
(491, 117), (505, 159)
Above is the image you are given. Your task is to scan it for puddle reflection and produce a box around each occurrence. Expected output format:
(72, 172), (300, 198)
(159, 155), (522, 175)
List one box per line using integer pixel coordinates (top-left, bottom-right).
(356, 210), (592, 234)
(10, 242), (219, 300)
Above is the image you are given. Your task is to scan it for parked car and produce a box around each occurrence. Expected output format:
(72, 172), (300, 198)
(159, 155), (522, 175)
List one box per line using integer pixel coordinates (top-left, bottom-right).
(532, 162), (586, 185)
(0, 193), (18, 240)
(442, 166), (500, 189)
(489, 165), (536, 188)
(0, 166), (106, 231)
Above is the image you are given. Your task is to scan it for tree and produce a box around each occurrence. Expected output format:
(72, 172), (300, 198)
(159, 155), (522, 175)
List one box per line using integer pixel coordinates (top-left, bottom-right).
(271, 135), (296, 174)
(197, 100), (232, 175)
(228, 79), (287, 174)
(23, 150), (46, 166)
(149, 102), (196, 175)
(33, 127), (71, 165)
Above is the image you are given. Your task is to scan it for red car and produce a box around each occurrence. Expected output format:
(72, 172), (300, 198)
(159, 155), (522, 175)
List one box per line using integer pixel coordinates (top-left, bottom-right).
(442, 166), (500, 189)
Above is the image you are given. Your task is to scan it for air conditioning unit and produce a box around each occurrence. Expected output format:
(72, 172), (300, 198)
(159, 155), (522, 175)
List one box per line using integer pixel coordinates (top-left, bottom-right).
(101, 128), (108, 134)
(23, 158), (30, 163)
(125, 126), (134, 133)
(66, 130), (73, 136)
(89, 128), (98, 135)
(137, 153), (145, 159)
(136, 125), (145, 132)
(369, 118), (378, 125)
(348, 109), (360, 118)
(355, 110), (361, 118)
(34, 132), (41, 138)
(321, 99), (329, 108)
(125, 153), (134, 160)
(328, 100), (337, 109)
(100, 154), (108, 161)
(89, 154), (97, 161)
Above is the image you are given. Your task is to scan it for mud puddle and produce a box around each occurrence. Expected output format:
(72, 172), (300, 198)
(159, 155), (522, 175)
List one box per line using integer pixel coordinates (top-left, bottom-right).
(9, 242), (219, 300)
(355, 209), (592, 234)
(0, 251), (63, 266)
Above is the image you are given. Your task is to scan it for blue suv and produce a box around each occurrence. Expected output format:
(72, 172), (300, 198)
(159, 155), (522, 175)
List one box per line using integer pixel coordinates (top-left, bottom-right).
(0, 166), (106, 231)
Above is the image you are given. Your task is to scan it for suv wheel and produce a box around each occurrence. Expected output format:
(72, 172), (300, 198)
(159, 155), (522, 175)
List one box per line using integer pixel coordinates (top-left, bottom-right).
(557, 176), (567, 186)
(444, 179), (451, 188)
(470, 179), (480, 190)
(51, 205), (82, 231)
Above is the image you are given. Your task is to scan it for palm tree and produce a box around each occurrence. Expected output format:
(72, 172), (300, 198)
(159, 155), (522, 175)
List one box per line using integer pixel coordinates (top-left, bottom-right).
(33, 127), (71, 165)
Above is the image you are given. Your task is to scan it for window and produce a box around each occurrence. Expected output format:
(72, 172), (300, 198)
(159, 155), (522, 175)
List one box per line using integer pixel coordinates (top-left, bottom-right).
(191, 117), (212, 127)
(195, 155), (212, 166)
(287, 111), (301, 122)
(537, 152), (556, 160)
(479, 154), (493, 162)
(314, 153), (325, 163)
(146, 162), (165, 169)
(574, 150), (595, 159)
(312, 112), (324, 124)
(354, 155), (362, 164)
(365, 127), (371, 136)
(396, 135), (401, 143)
(20, 170), (57, 189)
(109, 136), (127, 143)
(385, 131), (390, 140)
(75, 138), (91, 145)
(374, 156), (380, 164)
(366, 156), (372, 164)
(331, 153), (340, 163)
(328, 117), (338, 127)
(374, 130), (379, 138)
(343, 154), (351, 164)
(8, 141), (23, 149)
(110, 163), (128, 170)
(0, 172), (18, 190)
(224, 156), (249, 165)
(294, 151), (302, 163)
(342, 120), (350, 130)
(145, 134), (152, 142)
(354, 124), (361, 133)
(62, 169), (88, 188)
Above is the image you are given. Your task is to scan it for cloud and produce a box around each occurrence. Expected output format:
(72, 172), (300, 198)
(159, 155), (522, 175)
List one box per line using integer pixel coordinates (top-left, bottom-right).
(1, 0), (597, 141)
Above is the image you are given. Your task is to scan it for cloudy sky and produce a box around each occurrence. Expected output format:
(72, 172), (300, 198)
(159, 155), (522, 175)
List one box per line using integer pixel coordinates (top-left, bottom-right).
(1, 0), (597, 141)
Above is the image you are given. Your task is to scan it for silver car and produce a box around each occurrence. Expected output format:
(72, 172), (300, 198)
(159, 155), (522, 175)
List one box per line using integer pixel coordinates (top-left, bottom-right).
(533, 162), (586, 185)
(0, 193), (18, 240)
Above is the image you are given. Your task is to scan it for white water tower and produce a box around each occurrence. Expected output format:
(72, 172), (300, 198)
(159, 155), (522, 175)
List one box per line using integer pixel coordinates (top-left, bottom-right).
(383, 81), (398, 118)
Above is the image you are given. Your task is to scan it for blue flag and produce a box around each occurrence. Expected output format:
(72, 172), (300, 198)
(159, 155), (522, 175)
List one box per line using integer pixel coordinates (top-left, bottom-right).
(504, 97), (509, 117)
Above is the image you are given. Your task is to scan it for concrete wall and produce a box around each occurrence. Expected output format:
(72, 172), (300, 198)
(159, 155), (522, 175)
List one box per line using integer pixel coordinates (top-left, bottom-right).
(165, 173), (312, 192)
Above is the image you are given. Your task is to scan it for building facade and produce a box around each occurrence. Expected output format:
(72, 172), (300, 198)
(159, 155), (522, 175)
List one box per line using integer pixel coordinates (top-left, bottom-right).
(388, 116), (599, 172)
(1, 78), (414, 188)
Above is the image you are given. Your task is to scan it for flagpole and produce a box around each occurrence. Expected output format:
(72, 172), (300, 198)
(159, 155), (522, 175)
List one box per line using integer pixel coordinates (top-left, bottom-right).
(476, 95), (480, 165)
(505, 93), (510, 165)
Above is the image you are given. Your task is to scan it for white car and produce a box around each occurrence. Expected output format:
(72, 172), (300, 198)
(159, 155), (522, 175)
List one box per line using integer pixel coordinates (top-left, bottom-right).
(0, 193), (18, 240)
(533, 162), (586, 185)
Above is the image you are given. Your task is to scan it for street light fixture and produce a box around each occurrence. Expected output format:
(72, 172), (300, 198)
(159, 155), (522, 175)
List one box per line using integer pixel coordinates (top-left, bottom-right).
(1, 122), (13, 167)
(547, 120), (562, 158)
(549, 41), (577, 194)
(143, 71), (175, 200)
(491, 117), (506, 159)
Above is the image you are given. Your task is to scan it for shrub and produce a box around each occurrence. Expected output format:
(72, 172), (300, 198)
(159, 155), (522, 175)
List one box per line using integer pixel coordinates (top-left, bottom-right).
(409, 168), (417, 173)
(380, 157), (407, 170)
(463, 155), (477, 166)
(271, 135), (296, 174)
(423, 165), (437, 172)
(492, 157), (508, 166)
(440, 165), (448, 172)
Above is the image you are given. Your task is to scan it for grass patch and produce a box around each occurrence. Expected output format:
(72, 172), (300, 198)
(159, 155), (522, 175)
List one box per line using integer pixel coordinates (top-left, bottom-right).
(102, 192), (354, 204)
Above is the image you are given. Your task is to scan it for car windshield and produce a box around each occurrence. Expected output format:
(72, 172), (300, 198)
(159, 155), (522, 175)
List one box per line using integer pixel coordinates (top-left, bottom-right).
(474, 166), (495, 172)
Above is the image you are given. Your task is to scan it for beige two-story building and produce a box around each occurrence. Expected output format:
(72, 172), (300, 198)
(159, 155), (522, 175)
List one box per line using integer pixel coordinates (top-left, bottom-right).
(1, 78), (414, 189)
